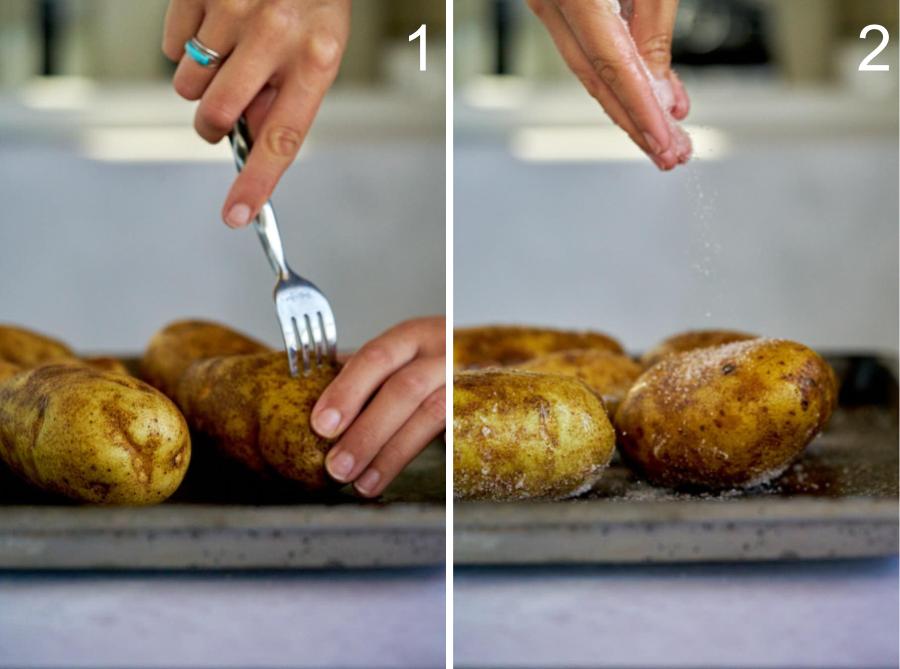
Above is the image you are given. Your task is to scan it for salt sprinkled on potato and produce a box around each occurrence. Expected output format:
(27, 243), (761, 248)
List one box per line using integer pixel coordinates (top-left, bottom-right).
(615, 338), (837, 490)
(454, 368), (616, 500)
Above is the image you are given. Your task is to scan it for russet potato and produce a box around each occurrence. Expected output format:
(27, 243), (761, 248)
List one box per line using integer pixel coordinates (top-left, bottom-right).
(454, 325), (624, 370)
(141, 319), (269, 398)
(616, 338), (836, 490)
(454, 368), (616, 500)
(0, 363), (190, 504)
(0, 324), (74, 367)
(177, 352), (339, 489)
(518, 349), (643, 416)
(640, 329), (757, 368)
(82, 356), (130, 375)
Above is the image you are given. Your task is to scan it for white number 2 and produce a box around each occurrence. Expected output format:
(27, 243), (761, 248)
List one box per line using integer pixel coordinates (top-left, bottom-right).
(409, 24), (426, 72)
(859, 24), (890, 72)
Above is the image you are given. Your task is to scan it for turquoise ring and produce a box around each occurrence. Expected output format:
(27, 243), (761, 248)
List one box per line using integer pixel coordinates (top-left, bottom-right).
(185, 37), (225, 68)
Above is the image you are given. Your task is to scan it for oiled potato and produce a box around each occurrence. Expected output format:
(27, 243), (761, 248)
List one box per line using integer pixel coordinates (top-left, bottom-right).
(177, 352), (339, 490)
(0, 361), (22, 384)
(455, 325), (624, 370)
(454, 369), (616, 500)
(142, 320), (269, 398)
(519, 349), (642, 416)
(616, 339), (836, 490)
(0, 363), (190, 504)
(82, 356), (130, 375)
(641, 329), (756, 368)
(0, 325), (74, 367)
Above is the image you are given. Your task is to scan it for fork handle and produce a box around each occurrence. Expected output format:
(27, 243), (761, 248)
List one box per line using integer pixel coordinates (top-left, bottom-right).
(227, 117), (291, 281)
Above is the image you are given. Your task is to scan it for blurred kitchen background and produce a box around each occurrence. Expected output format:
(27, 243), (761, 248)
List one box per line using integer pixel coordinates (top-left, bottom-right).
(454, 0), (899, 354)
(0, 0), (445, 353)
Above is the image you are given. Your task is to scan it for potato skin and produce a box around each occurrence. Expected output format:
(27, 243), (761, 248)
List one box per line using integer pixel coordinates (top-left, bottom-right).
(82, 356), (130, 375)
(0, 364), (190, 504)
(177, 352), (339, 490)
(142, 320), (269, 398)
(641, 329), (756, 368)
(0, 325), (74, 367)
(0, 361), (22, 384)
(454, 369), (616, 500)
(615, 339), (836, 490)
(454, 325), (624, 370)
(518, 349), (642, 416)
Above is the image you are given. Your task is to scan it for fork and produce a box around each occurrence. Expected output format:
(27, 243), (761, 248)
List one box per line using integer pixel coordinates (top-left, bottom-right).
(227, 116), (337, 376)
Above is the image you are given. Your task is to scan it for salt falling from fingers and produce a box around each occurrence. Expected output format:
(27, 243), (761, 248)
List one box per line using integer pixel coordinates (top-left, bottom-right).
(606, 0), (693, 162)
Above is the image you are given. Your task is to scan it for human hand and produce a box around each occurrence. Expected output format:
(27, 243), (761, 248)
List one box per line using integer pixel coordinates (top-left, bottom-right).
(527, 0), (691, 170)
(162, 0), (351, 227)
(311, 317), (446, 498)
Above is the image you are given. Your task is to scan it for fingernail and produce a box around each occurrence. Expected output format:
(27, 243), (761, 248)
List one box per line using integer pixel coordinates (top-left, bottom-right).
(314, 408), (342, 437)
(355, 469), (381, 495)
(225, 203), (251, 228)
(642, 132), (663, 155)
(327, 450), (354, 480)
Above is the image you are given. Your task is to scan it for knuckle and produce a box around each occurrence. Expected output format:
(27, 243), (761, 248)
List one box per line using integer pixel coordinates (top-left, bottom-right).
(391, 369), (429, 398)
(257, 1), (301, 36)
(591, 57), (622, 86)
(356, 343), (393, 370)
(219, 0), (251, 18)
(264, 124), (304, 158)
(420, 389), (446, 425)
(302, 32), (343, 73)
(639, 33), (672, 69)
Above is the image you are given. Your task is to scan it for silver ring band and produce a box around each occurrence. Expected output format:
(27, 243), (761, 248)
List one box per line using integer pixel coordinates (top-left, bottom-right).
(185, 36), (226, 68)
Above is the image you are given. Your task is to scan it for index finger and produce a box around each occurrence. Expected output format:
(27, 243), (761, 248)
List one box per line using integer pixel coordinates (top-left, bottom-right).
(555, 0), (673, 159)
(221, 32), (344, 228)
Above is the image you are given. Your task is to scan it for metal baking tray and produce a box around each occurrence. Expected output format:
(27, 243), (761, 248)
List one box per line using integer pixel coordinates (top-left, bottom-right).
(0, 356), (445, 569)
(455, 354), (899, 565)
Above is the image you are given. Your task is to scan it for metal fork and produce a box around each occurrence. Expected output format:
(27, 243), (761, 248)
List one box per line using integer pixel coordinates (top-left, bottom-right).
(227, 117), (337, 376)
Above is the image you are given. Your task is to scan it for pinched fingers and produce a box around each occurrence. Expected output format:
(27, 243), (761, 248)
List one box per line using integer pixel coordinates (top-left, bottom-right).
(553, 0), (678, 166)
(324, 356), (445, 487)
(527, 0), (666, 168)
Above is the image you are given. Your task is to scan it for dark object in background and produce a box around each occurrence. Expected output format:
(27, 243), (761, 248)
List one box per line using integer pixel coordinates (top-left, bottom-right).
(38, 0), (63, 76)
(837, 356), (897, 408)
(672, 0), (771, 66)
(492, 0), (513, 75)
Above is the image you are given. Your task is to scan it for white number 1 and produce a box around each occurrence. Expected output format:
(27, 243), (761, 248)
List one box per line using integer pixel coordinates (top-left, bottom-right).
(859, 24), (890, 71)
(409, 24), (426, 72)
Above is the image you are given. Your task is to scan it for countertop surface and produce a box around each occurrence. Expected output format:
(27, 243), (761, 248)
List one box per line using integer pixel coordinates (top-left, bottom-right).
(454, 557), (899, 669)
(0, 567), (446, 669)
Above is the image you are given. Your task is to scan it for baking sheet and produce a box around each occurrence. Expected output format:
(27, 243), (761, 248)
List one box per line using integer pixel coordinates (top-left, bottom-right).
(455, 354), (899, 565)
(0, 355), (445, 569)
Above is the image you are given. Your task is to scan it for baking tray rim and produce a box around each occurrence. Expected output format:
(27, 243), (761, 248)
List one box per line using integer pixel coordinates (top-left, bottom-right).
(0, 502), (445, 532)
(455, 497), (899, 527)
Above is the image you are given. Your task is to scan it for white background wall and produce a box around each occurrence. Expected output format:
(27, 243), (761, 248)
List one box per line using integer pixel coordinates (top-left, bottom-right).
(454, 84), (899, 355)
(0, 89), (445, 354)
